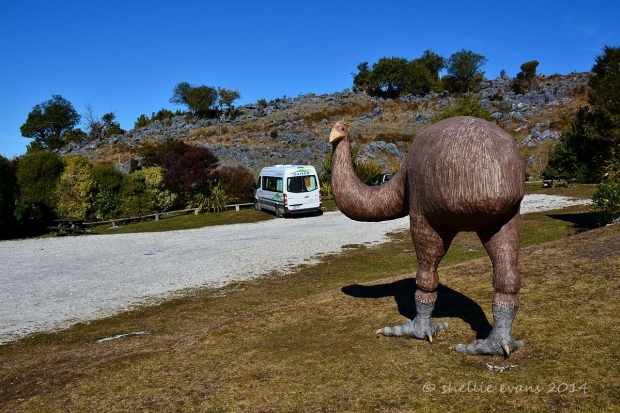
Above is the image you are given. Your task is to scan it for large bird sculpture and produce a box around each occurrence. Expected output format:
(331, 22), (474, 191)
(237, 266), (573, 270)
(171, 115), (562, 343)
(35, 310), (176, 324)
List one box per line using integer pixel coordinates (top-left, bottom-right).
(329, 116), (525, 357)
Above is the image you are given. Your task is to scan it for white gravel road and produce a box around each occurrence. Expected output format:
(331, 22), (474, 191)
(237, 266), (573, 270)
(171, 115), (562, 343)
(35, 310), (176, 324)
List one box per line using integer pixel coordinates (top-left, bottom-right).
(0, 194), (591, 344)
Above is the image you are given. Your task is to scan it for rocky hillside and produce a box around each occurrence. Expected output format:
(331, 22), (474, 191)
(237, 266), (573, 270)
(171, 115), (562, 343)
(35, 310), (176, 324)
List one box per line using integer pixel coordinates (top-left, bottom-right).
(57, 72), (590, 179)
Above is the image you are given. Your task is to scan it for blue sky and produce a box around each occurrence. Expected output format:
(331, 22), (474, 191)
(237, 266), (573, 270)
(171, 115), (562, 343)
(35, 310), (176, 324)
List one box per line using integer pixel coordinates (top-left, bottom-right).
(1, 0), (618, 158)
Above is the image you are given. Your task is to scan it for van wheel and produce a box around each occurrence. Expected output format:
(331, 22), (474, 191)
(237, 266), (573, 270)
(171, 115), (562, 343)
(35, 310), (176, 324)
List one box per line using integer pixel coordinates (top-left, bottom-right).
(254, 200), (261, 211)
(275, 206), (284, 218)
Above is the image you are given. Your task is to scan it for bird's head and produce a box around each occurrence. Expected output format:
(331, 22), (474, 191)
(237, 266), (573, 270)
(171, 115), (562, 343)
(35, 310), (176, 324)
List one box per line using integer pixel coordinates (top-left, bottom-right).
(329, 121), (350, 143)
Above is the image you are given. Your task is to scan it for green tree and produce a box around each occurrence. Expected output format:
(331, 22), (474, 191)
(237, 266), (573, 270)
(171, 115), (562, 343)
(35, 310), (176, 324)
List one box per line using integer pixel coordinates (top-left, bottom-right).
(403, 60), (441, 96)
(545, 107), (609, 182)
(546, 46), (620, 183)
(0, 155), (16, 234)
(134, 114), (151, 129)
(170, 82), (218, 115)
(587, 45), (620, 141)
(169, 82), (192, 107)
(512, 60), (540, 94)
(217, 88), (241, 110)
(372, 57), (408, 97)
(63, 128), (87, 144)
(16, 151), (64, 208)
(353, 51), (445, 98)
(15, 151), (64, 224)
(84, 105), (123, 140)
(55, 157), (96, 219)
(443, 49), (488, 93)
(20, 95), (81, 150)
(352, 62), (379, 94)
(418, 49), (445, 82)
(588, 46), (620, 223)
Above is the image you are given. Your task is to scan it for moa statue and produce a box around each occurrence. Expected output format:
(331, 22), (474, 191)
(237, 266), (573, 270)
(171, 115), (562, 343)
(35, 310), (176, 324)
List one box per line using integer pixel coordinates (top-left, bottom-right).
(329, 116), (525, 357)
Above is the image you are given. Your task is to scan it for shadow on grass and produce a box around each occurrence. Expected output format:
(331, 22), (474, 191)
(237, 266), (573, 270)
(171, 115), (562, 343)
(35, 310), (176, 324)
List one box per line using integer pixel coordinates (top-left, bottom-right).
(342, 279), (492, 339)
(546, 211), (600, 232)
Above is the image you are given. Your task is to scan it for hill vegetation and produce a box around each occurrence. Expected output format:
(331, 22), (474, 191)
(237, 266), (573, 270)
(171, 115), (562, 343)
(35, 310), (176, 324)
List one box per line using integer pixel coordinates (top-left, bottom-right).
(2, 46), (620, 238)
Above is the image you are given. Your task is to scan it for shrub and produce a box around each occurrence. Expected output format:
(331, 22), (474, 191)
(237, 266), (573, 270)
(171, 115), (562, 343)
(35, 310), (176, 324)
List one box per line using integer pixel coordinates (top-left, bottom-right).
(216, 165), (256, 203)
(375, 132), (415, 143)
(545, 108), (612, 182)
(147, 141), (219, 207)
(136, 167), (176, 212)
(190, 183), (234, 213)
(0, 155), (16, 233)
(134, 109), (182, 129)
(320, 181), (332, 198)
(512, 60), (540, 94)
(431, 94), (492, 123)
(55, 157), (96, 219)
(355, 161), (383, 184)
(15, 151), (64, 224)
(134, 114), (150, 129)
(118, 173), (155, 217)
(592, 181), (620, 224)
(94, 189), (120, 220)
(320, 146), (382, 185)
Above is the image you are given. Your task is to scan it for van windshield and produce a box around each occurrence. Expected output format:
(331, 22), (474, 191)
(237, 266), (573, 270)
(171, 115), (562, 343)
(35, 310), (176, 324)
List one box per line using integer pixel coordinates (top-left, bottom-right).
(287, 175), (318, 193)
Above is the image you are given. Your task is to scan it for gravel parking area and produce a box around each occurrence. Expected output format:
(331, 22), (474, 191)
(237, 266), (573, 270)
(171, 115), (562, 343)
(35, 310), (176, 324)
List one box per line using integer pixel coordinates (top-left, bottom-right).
(0, 194), (591, 344)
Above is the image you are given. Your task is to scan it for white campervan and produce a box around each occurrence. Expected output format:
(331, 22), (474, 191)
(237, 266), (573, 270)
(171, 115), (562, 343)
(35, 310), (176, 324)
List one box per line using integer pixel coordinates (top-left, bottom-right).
(254, 165), (322, 218)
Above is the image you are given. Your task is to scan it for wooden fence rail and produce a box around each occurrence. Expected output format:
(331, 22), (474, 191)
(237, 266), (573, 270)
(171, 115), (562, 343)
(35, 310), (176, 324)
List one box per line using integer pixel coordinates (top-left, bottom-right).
(83, 203), (255, 228)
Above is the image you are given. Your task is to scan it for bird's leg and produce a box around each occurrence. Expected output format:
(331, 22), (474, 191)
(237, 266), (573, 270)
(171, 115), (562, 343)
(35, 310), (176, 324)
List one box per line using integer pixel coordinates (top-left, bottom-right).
(377, 217), (453, 342)
(454, 303), (523, 357)
(456, 214), (523, 357)
(377, 293), (448, 342)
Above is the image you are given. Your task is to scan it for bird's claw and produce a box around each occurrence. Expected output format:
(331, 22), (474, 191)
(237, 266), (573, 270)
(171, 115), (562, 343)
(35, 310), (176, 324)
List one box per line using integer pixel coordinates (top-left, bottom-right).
(455, 337), (523, 358)
(377, 317), (448, 342)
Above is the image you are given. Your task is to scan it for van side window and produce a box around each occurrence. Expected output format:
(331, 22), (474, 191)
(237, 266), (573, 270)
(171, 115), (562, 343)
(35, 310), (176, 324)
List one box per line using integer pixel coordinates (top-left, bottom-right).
(262, 176), (283, 192)
(287, 176), (318, 193)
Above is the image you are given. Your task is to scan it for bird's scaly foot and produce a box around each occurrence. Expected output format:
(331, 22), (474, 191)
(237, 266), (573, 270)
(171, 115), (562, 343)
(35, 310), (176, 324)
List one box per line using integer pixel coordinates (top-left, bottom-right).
(454, 306), (523, 358)
(376, 300), (447, 342)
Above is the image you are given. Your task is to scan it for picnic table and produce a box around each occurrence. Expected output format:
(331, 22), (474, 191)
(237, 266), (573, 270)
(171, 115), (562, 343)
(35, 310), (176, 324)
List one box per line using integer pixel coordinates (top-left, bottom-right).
(48, 218), (87, 235)
(542, 175), (573, 188)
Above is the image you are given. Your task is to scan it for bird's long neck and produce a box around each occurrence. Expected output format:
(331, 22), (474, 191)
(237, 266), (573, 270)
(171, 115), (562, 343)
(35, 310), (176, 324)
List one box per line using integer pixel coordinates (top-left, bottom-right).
(331, 137), (409, 222)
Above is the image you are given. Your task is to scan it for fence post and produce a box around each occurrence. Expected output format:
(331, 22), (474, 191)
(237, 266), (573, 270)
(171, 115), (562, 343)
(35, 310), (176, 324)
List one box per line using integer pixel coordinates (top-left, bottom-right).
(194, 208), (199, 215)
(155, 214), (159, 221)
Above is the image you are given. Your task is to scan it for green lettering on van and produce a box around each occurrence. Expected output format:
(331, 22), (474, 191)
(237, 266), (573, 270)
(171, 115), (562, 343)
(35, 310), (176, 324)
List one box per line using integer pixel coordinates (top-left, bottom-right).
(292, 168), (311, 175)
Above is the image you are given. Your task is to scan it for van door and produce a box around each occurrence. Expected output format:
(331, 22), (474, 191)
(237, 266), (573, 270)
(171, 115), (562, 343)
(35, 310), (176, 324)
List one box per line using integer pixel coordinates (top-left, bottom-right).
(256, 175), (283, 211)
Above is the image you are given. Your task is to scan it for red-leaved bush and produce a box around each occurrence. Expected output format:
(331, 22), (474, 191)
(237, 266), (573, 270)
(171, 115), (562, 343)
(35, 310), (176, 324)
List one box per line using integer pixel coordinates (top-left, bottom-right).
(147, 141), (219, 206)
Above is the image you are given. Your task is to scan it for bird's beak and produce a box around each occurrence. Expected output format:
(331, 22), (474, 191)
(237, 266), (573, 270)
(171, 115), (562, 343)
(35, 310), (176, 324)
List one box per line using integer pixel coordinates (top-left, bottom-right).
(329, 121), (349, 143)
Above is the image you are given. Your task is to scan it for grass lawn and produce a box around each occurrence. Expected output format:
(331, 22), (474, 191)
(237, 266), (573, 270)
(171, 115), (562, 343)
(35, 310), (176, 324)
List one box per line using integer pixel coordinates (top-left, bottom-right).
(2, 186), (617, 412)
